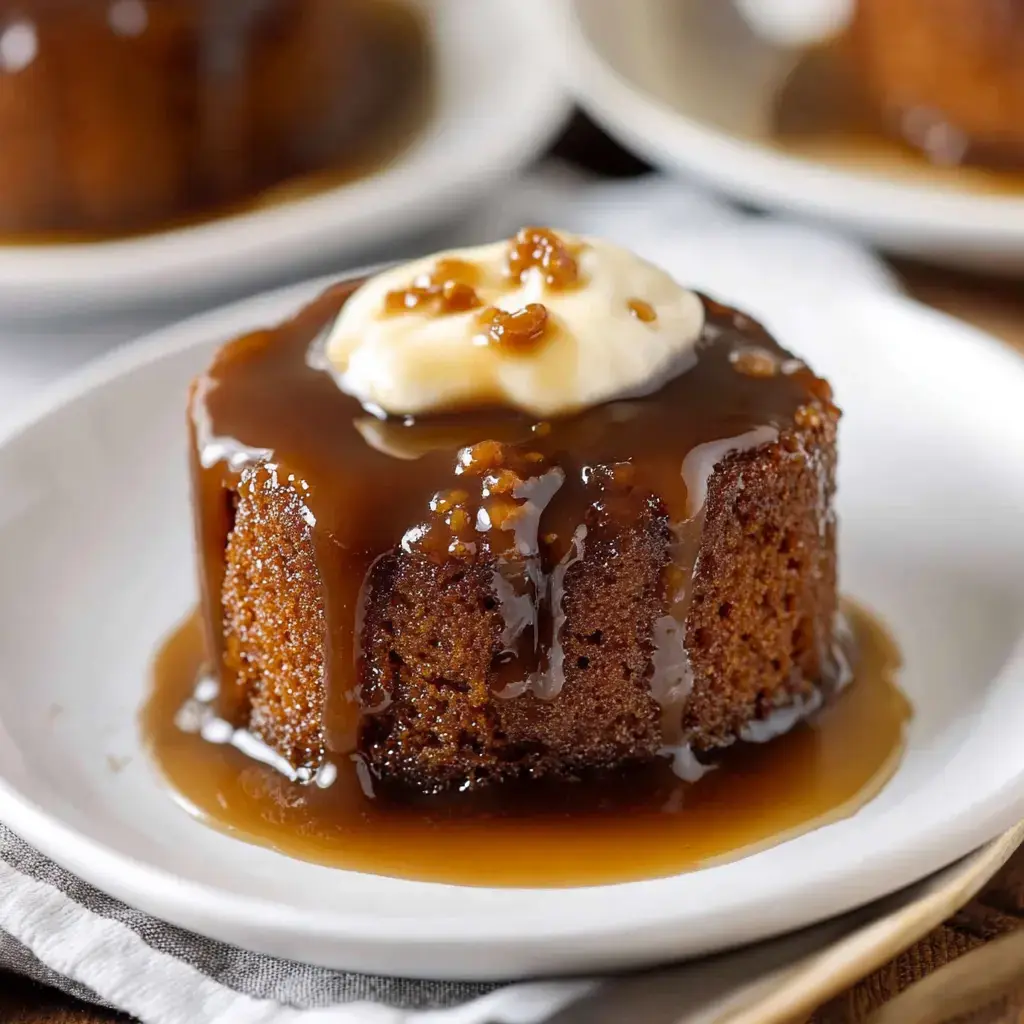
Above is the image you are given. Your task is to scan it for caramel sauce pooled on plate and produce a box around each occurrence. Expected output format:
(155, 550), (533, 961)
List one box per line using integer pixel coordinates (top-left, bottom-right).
(144, 600), (908, 887)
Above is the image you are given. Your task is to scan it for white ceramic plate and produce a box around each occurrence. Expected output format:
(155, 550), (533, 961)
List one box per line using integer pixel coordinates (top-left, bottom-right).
(1, 254), (1024, 982)
(567, 0), (1024, 274)
(0, 0), (568, 317)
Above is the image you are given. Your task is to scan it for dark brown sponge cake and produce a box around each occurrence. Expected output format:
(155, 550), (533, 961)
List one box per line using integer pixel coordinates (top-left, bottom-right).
(357, 469), (676, 790)
(191, 283), (841, 793)
(221, 462), (326, 771)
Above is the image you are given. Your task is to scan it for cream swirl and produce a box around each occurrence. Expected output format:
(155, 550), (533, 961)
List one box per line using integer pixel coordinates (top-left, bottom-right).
(324, 231), (705, 418)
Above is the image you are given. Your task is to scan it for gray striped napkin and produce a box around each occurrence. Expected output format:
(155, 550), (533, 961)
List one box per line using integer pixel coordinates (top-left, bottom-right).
(0, 826), (594, 1022)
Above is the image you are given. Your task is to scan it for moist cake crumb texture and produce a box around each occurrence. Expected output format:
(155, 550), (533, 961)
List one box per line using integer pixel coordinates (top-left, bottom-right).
(191, 245), (842, 794)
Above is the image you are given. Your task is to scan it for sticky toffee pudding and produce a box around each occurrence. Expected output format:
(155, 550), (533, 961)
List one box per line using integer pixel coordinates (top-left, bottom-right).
(145, 229), (910, 885)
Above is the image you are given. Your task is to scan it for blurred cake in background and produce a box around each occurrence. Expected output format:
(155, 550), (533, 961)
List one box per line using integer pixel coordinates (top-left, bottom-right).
(848, 0), (1024, 169)
(0, 0), (429, 238)
(741, 0), (1024, 172)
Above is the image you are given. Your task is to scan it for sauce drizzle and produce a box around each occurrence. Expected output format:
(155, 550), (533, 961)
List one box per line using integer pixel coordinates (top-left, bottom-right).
(143, 600), (909, 887)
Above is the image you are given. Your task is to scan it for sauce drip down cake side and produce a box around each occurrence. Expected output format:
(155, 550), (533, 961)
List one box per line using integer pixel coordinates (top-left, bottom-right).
(189, 231), (842, 794)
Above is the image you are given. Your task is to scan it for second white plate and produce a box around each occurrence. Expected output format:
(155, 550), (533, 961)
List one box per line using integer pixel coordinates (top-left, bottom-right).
(567, 0), (1024, 274)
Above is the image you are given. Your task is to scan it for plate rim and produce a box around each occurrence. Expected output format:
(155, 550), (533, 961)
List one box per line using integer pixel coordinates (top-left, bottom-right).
(2, 274), (1024, 973)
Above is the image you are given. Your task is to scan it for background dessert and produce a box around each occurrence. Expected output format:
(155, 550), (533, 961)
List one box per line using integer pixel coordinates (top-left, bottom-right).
(848, 0), (1024, 169)
(190, 231), (842, 792)
(0, 0), (428, 237)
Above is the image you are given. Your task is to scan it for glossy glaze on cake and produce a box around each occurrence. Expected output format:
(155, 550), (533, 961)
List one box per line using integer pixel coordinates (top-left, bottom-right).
(189, 234), (842, 793)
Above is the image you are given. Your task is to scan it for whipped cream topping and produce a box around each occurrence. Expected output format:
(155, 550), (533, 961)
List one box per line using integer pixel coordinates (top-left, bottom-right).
(324, 231), (706, 418)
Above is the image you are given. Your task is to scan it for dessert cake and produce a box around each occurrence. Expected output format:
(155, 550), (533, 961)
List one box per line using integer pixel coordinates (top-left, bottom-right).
(848, 0), (1024, 168)
(190, 229), (842, 794)
(0, 0), (425, 235)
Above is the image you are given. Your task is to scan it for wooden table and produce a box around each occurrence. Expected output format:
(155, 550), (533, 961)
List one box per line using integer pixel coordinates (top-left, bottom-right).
(1, 264), (1023, 1024)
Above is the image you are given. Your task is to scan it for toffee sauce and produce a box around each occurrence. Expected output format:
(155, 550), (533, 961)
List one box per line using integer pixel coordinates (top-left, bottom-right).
(189, 281), (837, 757)
(143, 600), (908, 887)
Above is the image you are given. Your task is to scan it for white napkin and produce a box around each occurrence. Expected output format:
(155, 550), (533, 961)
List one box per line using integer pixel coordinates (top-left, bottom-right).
(0, 171), (895, 1024)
